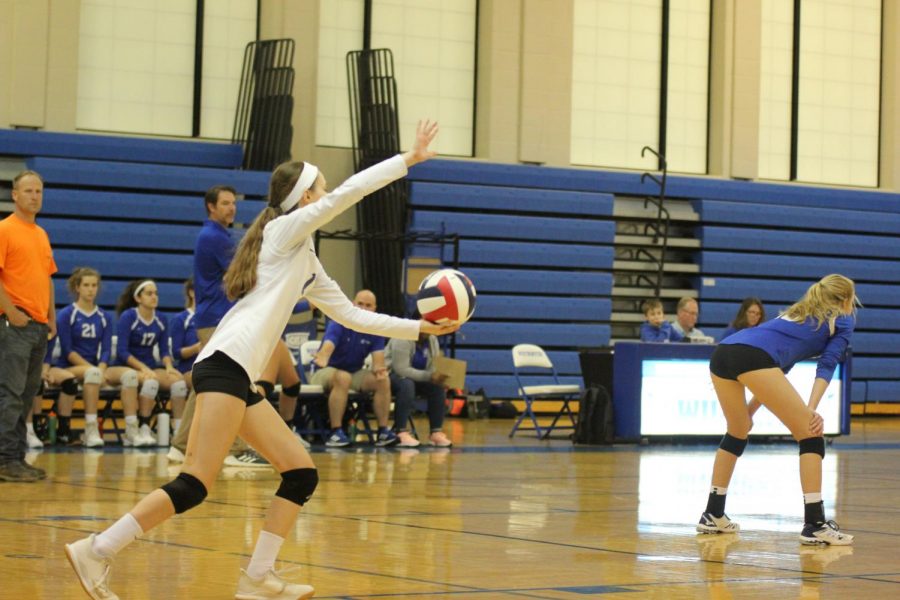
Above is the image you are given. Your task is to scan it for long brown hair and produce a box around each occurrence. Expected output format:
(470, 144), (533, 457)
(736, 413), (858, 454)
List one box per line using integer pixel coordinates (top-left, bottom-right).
(730, 297), (765, 331)
(67, 267), (101, 300)
(224, 160), (307, 301)
(782, 274), (859, 335)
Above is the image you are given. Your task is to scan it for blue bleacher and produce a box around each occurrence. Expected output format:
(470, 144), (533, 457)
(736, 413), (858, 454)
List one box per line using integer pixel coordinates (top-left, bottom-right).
(409, 181), (614, 215)
(43, 218), (198, 252)
(851, 381), (866, 404)
(699, 252), (900, 283)
(26, 157), (269, 195)
(54, 249), (193, 280)
(459, 268), (612, 295)
(411, 211), (615, 243)
(699, 226), (900, 259)
(698, 277), (900, 307)
(0, 128), (242, 168)
(694, 200), (900, 234)
(698, 302), (900, 331)
(459, 322), (610, 348)
(473, 296), (611, 321)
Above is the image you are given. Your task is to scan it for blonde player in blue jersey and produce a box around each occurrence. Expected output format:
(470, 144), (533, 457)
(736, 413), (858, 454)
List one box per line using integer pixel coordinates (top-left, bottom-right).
(109, 280), (188, 447)
(699, 274), (857, 546)
(66, 120), (457, 600)
(46, 267), (113, 447)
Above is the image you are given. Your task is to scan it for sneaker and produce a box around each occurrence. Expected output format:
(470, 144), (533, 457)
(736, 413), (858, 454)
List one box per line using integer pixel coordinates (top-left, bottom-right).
(396, 431), (421, 448)
(234, 568), (314, 600)
(375, 428), (398, 447)
(0, 460), (40, 482)
(26, 428), (44, 449)
(325, 429), (351, 448)
(166, 446), (186, 463)
(20, 460), (47, 480)
(223, 450), (271, 469)
(122, 422), (139, 447)
(800, 520), (854, 546)
(65, 534), (119, 600)
(428, 431), (453, 447)
(83, 422), (105, 448)
(696, 511), (740, 534)
(57, 432), (72, 446)
(291, 429), (311, 449)
(134, 424), (156, 447)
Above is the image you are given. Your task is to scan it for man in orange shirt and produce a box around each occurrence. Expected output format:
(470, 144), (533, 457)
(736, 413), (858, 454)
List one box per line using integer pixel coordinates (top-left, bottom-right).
(0, 170), (57, 482)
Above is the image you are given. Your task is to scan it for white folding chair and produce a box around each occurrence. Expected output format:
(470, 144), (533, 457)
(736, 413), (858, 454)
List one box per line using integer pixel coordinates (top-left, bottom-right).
(510, 343), (581, 439)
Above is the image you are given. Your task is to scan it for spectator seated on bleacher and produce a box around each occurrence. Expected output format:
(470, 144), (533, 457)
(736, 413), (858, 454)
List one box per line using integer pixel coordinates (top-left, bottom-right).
(672, 297), (714, 343)
(310, 289), (398, 448)
(109, 279), (187, 447)
(721, 297), (766, 341)
(385, 332), (453, 448)
(640, 298), (683, 343)
(43, 267), (114, 447)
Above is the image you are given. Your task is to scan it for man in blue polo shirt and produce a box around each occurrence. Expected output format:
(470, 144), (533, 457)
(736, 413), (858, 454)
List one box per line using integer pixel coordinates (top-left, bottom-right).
(311, 289), (397, 447)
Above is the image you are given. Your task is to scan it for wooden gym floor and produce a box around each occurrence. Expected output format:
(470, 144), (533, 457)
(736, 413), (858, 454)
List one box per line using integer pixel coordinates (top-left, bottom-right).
(3, 417), (900, 599)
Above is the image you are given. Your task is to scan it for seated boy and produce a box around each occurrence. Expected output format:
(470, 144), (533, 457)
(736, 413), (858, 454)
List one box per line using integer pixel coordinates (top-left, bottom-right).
(639, 298), (683, 343)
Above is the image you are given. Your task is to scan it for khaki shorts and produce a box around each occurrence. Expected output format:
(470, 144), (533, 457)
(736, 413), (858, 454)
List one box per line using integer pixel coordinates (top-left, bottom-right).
(310, 367), (373, 392)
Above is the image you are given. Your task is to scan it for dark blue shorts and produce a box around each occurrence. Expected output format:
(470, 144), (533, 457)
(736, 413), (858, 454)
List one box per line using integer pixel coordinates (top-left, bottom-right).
(710, 344), (778, 380)
(192, 351), (264, 406)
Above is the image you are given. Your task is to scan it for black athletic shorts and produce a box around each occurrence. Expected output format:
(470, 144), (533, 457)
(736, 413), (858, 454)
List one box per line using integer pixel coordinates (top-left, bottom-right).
(709, 344), (778, 380)
(192, 351), (265, 406)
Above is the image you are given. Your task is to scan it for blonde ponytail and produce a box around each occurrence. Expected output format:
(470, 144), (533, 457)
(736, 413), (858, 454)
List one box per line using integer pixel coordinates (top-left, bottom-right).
(782, 274), (859, 335)
(223, 159), (308, 301)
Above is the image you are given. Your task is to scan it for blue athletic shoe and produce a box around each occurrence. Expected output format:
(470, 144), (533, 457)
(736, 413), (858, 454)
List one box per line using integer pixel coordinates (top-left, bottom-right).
(375, 428), (398, 447)
(325, 429), (351, 447)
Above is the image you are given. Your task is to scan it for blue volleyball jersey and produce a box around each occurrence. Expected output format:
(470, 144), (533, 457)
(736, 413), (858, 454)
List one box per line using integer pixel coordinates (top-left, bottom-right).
(170, 308), (199, 373)
(55, 304), (113, 367)
(115, 308), (171, 367)
(720, 314), (854, 381)
(321, 320), (386, 372)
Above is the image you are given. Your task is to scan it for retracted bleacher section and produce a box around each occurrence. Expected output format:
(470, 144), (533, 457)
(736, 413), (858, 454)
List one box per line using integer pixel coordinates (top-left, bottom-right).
(0, 129), (268, 317)
(407, 159), (900, 414)
(406, 160), (615, 399)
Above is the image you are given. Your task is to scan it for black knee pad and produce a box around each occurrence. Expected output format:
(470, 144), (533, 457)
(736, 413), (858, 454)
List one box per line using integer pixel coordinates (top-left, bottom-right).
(799, 437), (825, 458)
(282, 382), (300, 397)
(275, 468), (318, 506)
(256, 380), (275, 399)
(719, 433), (748, 457)
(61, 378), (79, 395)
(161, 472), (208, 514)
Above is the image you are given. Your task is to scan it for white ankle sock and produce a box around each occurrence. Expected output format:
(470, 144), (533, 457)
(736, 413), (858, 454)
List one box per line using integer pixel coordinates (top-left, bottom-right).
(804, 492), (822, 504)
(710, 486), (727, 495)
(173, 418), (181, 432)
(26, 422), (36, 434)
(246, 530), (285, 580)
(92, 513), (143, 558)
(85, 413), (98, 423)
(125, 415), (138, 425)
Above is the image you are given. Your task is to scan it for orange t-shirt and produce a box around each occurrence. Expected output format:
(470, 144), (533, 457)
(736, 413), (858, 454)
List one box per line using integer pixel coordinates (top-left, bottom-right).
(0, 213), (58, 323)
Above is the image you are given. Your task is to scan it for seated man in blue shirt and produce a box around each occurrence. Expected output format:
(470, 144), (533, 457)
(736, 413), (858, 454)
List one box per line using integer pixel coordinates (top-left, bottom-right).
(311, 289), (397, 447)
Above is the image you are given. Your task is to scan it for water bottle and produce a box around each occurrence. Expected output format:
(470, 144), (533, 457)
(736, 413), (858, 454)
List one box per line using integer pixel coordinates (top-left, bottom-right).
(48, 412), (57, 444)
(156, 412), (170, 446)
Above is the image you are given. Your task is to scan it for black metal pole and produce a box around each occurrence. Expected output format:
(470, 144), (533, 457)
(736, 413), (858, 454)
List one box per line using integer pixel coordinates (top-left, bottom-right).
(658, 0), (670, 171)
(789, 0), (801, 180)
(192, 0), (205, 137)
(363, 0), (373, 50)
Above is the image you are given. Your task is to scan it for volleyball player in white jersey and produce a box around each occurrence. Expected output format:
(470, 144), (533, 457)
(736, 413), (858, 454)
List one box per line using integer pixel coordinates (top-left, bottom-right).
(65, 121), (454, 600)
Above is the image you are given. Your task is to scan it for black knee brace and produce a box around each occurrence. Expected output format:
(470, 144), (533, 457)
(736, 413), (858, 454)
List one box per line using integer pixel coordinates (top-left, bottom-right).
(255, 380), (275, 399)
(161, 472), (208, 514)
(61, 378), (79, 395)
(282, 382), (300, 397)
(719, 433), (748, 457)
(799, 437), (825, 458)
(275, 468), (318, 506)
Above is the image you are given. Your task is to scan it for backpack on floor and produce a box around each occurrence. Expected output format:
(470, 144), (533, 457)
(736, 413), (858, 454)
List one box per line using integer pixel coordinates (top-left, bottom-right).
(573, 386), (614, 445)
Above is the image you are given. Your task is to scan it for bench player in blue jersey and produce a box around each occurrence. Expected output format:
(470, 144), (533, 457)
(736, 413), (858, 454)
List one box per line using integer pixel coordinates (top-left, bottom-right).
(169, 278), (200, 437)
(699, 274), (857, 546)
(109, 280), (188, 447)
(45, 268), (113, 447)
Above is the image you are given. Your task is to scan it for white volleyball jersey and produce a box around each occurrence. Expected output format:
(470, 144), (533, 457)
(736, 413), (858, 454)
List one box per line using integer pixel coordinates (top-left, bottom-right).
(197, 154), (420, 382)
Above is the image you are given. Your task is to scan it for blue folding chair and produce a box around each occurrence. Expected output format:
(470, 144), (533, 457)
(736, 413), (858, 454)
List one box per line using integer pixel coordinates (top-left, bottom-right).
(509, 343), (581, 439)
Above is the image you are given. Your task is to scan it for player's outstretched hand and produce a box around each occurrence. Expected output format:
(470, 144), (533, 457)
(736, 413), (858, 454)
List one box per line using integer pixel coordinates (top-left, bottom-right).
(419, 319), (459, 337)
(403, 120), (439, 168)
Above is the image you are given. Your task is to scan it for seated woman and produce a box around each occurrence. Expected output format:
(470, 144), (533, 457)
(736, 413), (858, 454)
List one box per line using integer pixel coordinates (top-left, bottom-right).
(721, 297), (766, 340)
(169, 278), (201, 435)
(108, 279), (187, 447)
(386, 331), (452, 447)
(45, 267), (114, 447)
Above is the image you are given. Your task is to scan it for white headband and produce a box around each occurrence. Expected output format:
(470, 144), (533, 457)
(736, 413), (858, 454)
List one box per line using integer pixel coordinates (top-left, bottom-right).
(133, 280), (155, 300)
(280, 162), (319, 212)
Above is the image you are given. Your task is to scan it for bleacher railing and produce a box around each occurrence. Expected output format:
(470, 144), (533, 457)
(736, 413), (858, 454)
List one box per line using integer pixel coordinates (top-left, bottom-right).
(232, 39), (295, 171)
(635, 146), (670, 298)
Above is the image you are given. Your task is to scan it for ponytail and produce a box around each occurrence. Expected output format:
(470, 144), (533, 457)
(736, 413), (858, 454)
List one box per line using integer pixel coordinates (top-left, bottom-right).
(223, 159), (308, 301)
(782, 274), (859, 335)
